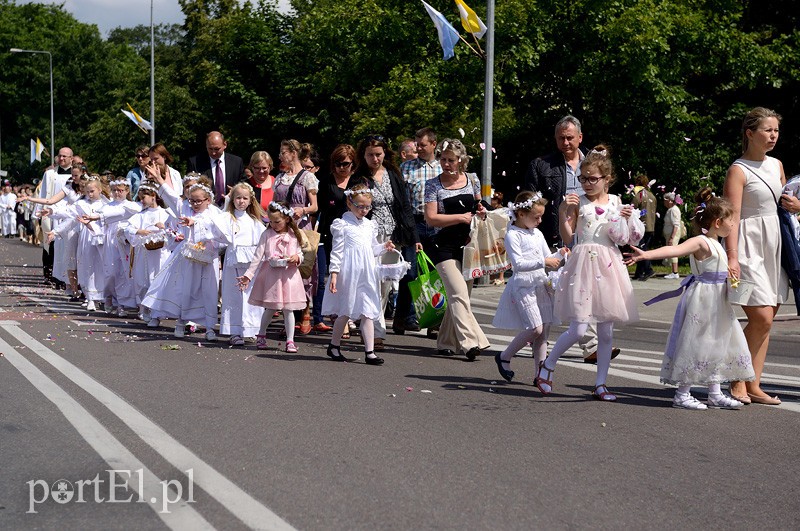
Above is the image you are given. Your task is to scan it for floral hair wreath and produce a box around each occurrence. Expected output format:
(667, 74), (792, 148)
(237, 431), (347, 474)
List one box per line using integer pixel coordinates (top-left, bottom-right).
(236, 182), (255, 194)
(343, 188), (373, 197)
(182, 174), (201, 184)
(84, 174), (102, 182)
(138, 184), (159, 194)
(188, 183), (214, 200)
(589, 148), (608, 157)
(506, 192), (543, 221)
(109, 179), (130, 187)
(269, 201), (294, 216)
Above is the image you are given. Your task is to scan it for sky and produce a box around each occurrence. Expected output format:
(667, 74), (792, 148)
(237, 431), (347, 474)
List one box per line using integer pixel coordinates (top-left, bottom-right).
(17, 0), (293, 36)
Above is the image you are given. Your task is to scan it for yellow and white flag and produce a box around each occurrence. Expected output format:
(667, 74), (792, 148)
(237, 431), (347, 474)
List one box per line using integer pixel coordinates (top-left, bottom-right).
(121, 103), (153, 132)
(455, 0), (487, 39)
(30, 137), (45, 164)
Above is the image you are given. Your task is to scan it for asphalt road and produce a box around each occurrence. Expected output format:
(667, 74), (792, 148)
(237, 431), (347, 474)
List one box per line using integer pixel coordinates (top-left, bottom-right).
(1, 236), (799, 530)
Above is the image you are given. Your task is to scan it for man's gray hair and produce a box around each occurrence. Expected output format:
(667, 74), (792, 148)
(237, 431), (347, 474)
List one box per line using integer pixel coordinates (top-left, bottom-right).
(555, 115), (582, 134)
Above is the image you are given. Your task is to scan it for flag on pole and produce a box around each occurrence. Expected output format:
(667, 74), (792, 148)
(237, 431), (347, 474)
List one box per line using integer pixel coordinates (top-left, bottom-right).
(421, 1), (460, 60)
(455, 0), (487, 39)
(30, 137), (45, 164)
(121, 103), (153, 133)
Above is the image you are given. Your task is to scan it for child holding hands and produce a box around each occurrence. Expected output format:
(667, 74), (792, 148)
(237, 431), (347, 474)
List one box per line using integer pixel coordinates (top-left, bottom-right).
(625, 188), (755, 409)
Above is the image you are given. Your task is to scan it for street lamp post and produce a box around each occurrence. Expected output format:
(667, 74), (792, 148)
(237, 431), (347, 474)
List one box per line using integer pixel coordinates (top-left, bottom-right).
(10, 48), (54, 164)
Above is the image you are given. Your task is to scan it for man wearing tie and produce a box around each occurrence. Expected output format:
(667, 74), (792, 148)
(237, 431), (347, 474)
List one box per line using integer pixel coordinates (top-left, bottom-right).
(187, 131), (245, 206)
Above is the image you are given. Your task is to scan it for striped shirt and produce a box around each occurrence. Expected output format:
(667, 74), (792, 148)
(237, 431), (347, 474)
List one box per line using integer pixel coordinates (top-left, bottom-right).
(400, 157), (442, 215)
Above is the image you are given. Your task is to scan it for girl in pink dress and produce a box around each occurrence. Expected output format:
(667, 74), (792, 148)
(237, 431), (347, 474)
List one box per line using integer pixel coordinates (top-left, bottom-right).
(535, 145), (641, 402)
(238, 201), (306, 353)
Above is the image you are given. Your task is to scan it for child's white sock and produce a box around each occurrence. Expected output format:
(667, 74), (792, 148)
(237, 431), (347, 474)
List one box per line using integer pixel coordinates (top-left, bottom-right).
(284, 311), (295, 343)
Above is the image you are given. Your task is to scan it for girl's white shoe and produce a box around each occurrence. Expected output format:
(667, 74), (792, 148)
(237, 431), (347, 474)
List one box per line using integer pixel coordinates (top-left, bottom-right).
(707, 393), (743, 409)
(673, 393), (707, 410)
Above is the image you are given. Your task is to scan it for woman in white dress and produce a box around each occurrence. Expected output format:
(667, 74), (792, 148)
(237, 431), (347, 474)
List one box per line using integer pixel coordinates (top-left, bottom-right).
(0, 180), (17, 237)
(724, 107), (800, 405)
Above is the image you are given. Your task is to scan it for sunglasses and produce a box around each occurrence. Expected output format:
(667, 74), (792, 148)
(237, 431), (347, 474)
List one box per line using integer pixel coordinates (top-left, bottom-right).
(334, 161), (353, 168)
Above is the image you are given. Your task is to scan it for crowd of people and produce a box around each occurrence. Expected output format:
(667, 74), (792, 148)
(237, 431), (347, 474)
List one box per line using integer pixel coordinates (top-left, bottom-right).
(3, 106), (799, 407)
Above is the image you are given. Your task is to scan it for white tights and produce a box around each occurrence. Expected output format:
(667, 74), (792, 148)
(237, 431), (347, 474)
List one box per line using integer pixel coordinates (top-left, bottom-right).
(331, 315), (374, 352)
(499, 325), (549, 369)
(544, 320), (615, 387)
(260, 310), (295, 342)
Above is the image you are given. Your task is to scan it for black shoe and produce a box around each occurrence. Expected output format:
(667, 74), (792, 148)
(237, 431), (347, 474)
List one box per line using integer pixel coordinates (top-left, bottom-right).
(465, 346), (481, 361)
(638, 271), (655, 282)
(426, 328), (439, 339)
(404, 321), (420, 332)
(364, 351), (384, 365)
(437, 349), (455, 356)
(494, 353), (514, 382)
(583, 347), (621, 364)
(392, 326), (405, 335)
(326, 344), (348, 362)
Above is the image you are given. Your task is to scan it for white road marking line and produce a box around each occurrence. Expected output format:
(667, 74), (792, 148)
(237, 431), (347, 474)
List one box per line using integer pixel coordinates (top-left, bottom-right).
(2, 323), (296, 531)
(0, 336), (213, 530)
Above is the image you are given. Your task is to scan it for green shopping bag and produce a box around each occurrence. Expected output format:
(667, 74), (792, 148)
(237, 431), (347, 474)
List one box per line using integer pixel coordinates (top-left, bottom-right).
(408, 250), (448, 329)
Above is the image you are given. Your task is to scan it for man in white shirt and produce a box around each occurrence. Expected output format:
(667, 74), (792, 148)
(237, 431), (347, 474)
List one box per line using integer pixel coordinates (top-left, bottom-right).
(38, 147), (73, 286)
(187, 131), (245, 207)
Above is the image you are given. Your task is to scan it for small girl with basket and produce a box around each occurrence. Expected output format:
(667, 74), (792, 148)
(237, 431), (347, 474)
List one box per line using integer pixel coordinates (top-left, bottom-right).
(321, 184), (395, 365)
(492, 191), (567, 382)
(219, 182), (266, 346)
(237, 201), (306, 352)
(142, 183), (225, 340)
(625, 188), (755, 409)
(124, 181), (171, 327)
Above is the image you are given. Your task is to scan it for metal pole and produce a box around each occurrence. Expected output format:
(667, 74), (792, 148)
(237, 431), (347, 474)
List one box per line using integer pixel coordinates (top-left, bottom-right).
(9, 48), (55, 163)
(150, 0), (156, 145)
(480, 0), (495, 202)
(48, 51), (54, 163)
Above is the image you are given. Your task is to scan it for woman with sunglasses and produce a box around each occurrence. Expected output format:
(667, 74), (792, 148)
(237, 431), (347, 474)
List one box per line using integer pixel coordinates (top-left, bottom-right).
(352, 135), (420, 352)
(312, 144), (357, 333)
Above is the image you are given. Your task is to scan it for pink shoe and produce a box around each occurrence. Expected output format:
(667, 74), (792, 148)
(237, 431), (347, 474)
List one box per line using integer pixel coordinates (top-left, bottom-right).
(256, 334), (268, 350)
(285, 341), (298, 353)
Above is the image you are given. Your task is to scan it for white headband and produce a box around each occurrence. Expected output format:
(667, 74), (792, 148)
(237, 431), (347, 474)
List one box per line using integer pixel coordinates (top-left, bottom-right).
(109, 179), (129, 187)
(589, 148), (608, 157)
(269, 202), (294, 216)
(344, 188), (372, 197)
(138, 184), (159, 194)
(182, 175), (200, 184)
(188, 183), (214, 200)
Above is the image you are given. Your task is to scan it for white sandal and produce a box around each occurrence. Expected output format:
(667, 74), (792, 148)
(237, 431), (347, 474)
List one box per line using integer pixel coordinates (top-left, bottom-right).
(672, 393), (707, 410)
(707, 393), (743, 410)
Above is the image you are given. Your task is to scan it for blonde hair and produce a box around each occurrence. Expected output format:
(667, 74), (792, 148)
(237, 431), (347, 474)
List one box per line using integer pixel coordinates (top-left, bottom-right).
(226, 182), (265, 221)
(741, 107), (781, 153)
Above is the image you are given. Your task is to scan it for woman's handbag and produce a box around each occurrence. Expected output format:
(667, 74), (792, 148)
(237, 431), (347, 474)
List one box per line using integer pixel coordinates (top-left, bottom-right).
(461, 209), (512, 280)
(298, 229), (320, 279)
(408, 250), (448, 329)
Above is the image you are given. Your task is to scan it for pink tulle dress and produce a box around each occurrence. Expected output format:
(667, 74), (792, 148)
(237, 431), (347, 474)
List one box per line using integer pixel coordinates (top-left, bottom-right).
(245, 228), (306, 311)
(554, 195), (638, 324)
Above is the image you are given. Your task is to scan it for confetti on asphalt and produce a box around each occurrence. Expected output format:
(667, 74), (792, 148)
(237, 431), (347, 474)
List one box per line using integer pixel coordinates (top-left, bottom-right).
(420, 390), (432, 394)
(405, 386), (413, 392)
(161, 344), (182, 350)
(457, 385), (466, 389)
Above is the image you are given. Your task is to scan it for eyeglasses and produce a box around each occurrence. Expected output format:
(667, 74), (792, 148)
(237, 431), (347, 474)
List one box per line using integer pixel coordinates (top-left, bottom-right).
(578, 175), (605, 185)
(252, 167), (271, 173)
(334, 161), (353, 168)
(135, 154), (148, 159)
(188, 198), (209, 205)
(352, 203), (372, 211)
(302, 164), (316, 170)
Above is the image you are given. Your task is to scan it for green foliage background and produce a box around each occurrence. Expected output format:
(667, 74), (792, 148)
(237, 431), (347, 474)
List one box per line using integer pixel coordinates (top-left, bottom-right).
(1, 0), (798, 203)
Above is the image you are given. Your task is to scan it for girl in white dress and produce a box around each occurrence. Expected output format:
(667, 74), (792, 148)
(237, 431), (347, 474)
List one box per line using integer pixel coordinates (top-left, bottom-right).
(492, 191), (566, 382)
(217, 182), (266, 345)
(321, 185), (394, 365)
(93, 178), (141, 315)
(124, 182), (171, 326)
(625, 188), (755, 409)
(535, 146), (642, 402)
(49, 175), (110, 311)
(142, 183), (225, 341)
